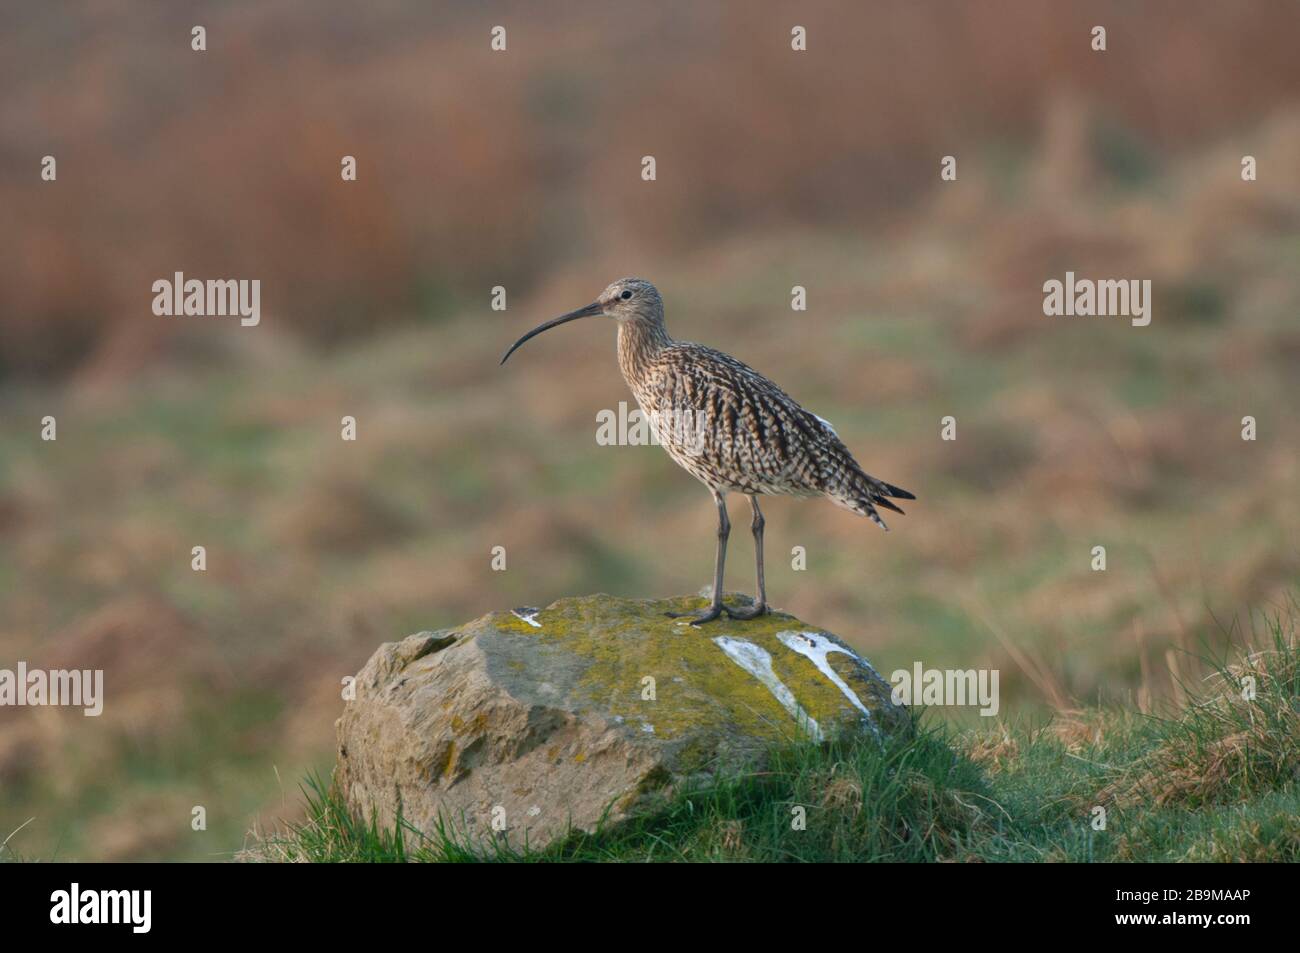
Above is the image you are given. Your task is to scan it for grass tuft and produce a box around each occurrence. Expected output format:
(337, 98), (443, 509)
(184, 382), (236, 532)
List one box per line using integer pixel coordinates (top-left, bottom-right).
(1098, 612), (1300, 811)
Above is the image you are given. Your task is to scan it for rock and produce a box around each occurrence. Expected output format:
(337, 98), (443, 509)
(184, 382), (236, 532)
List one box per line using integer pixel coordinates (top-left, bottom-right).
(334, 594), (908, 851)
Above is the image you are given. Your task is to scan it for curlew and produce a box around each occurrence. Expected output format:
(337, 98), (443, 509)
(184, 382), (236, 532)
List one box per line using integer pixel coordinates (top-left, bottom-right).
(501, 278), (914, 625)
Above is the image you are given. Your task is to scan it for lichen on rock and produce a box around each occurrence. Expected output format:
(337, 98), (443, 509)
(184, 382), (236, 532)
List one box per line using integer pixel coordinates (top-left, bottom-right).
(335, 594), (908, 851)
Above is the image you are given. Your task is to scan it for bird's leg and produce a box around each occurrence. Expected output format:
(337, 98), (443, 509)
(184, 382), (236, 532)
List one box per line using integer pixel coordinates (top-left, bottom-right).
(666, 489), (730, 625)
(725, 495), (769, 620)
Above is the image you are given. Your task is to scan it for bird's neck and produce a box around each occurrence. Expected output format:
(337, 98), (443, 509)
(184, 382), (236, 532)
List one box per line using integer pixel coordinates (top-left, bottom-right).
(617, 317), (671, 387)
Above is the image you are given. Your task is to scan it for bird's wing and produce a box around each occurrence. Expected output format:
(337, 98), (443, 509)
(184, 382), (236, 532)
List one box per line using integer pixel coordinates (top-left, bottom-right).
(646, 343), (914, 527)
(647, 343), (850, 495)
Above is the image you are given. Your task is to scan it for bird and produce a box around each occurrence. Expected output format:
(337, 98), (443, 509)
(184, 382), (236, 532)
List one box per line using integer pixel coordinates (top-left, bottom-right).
(500, 277), (914, 626)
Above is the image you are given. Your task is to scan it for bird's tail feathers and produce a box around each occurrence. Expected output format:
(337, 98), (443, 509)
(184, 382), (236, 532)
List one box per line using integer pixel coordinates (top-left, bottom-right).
(878, 480), (916, 501)
(832, 469), (915, 531)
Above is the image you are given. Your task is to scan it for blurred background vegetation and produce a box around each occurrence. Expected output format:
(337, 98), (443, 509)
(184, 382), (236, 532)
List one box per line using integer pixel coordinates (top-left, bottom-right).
(1, 1), (1298, 860)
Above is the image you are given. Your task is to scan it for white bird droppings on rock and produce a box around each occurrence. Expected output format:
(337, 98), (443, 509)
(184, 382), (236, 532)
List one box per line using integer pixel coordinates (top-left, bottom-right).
(777, 630), (882, 737)
(712, 635), (823, 741)
(511, 608), (542, 628)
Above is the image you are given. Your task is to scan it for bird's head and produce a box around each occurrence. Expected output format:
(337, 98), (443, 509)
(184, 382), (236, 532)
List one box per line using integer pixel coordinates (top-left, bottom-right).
(500, 277), (662, 365)
(597, 277), (662, 323)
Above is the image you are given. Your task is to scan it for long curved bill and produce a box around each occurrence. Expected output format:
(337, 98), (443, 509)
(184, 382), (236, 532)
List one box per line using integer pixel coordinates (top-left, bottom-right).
(500, 301), (604, 365)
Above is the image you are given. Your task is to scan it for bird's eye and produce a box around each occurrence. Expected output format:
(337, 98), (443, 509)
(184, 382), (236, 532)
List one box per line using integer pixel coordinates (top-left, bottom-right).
(620, 290), (633, 300)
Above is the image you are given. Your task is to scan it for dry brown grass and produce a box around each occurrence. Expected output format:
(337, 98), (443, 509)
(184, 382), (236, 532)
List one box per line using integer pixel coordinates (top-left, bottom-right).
(819, 775), (865, 813)
(964, 726), (1020, 774)
(5, 1), (1300, 377)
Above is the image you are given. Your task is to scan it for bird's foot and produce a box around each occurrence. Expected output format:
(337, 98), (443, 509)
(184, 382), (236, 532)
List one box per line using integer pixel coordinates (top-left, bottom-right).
(666, 600), (768, 625)
(723, 601), (768, 621)
(665, 603), (726, 626)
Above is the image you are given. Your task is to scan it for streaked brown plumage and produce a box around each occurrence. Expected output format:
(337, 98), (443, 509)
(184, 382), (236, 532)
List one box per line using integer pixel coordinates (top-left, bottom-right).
(502, 277), (914, 625)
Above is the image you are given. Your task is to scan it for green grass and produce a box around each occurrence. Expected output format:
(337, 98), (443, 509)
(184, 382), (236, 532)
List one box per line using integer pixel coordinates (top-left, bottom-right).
(255, 725), (990, 863)
(253, 611), (1300, 863)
